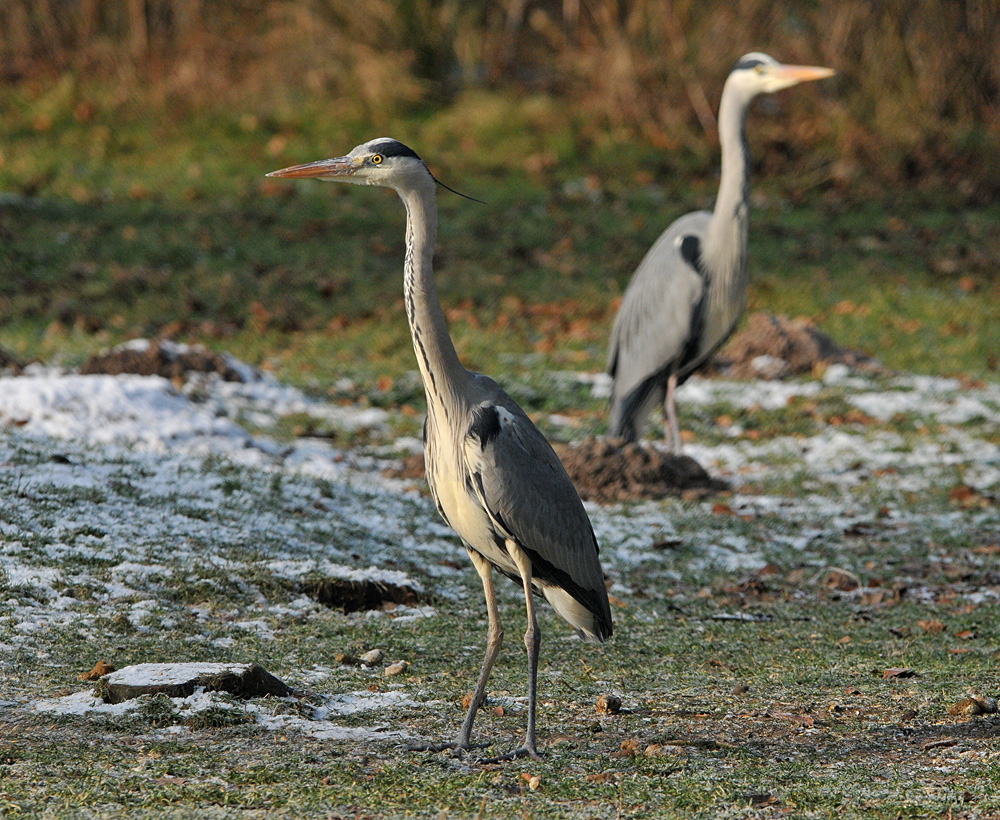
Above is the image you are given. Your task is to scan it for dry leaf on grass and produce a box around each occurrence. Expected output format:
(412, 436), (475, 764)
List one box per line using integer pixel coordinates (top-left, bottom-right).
(520, 772), (541, 790)
(596, 694), (622, 715)
(78, 660), (115, 681)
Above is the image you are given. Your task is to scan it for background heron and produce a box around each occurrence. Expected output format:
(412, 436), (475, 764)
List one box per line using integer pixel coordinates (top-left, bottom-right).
(268, 139), (613, 761)
(607, 53), (834, 450)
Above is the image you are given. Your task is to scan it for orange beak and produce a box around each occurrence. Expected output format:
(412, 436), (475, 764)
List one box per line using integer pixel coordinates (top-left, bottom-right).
(773, 64), (836, 83)
(266, 157), (356, 180)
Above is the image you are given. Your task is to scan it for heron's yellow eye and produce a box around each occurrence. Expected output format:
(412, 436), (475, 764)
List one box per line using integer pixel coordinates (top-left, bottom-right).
(371, 154), (383, 165)
(755, 65), (764, 74)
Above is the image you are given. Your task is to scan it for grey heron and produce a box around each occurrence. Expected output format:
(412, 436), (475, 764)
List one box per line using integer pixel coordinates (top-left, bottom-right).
(267, 138), (612, 761)
(607, 53), (834, 450)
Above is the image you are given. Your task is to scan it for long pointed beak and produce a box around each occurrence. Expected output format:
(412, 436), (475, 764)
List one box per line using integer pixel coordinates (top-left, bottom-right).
(774, 64), (836, 84)
(266, 157), (356, 180)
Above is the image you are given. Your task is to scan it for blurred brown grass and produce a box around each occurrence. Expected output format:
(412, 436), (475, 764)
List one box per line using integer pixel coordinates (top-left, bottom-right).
(2, 0), (999, 193)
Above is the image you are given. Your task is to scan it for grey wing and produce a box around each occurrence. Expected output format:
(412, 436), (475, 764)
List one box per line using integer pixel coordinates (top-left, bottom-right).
(607, 211), (711, 400)
(463, 397), (612, 638)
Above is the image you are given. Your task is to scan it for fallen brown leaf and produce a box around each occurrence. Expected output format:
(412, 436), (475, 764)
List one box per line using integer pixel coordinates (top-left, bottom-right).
(883, 667), (917, 679)
(917, 619), (945, 633)
(612, 739), (641, 758)
(596, 694), (622, 715)
(78, 660), (115, 681)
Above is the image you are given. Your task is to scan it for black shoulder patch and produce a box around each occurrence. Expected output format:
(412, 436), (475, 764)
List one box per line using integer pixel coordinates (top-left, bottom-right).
(469, 405), (503, 449)
(372, 139), (421, 160)
(679, 234), (703, 274)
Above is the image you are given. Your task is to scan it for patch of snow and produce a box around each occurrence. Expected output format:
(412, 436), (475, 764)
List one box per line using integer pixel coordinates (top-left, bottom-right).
(104, 662), (253, 687)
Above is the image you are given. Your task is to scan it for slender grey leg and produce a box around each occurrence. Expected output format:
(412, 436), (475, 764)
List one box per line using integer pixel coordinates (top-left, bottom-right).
(664, 371), (682, 454)
(479, 543), (542, 762)
(407, 547), (502, 755)
(454, 549), (504, 749)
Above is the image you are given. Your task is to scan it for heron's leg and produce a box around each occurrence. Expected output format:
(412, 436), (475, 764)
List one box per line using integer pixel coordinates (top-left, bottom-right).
(454, 548), (504, 748)
(406, 547), (502, 755)
(664, 371), (682, 454)
(479, 543), (542, 763)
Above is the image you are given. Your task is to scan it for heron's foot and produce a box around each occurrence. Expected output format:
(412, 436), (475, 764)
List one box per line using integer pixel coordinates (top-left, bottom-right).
(476, 744), (543, 764)
(404, 739), (488, 757)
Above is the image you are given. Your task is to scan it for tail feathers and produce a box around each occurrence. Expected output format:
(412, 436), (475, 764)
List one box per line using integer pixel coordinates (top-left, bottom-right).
(544, 585), (613, 643)
(609, 376), (661, 442)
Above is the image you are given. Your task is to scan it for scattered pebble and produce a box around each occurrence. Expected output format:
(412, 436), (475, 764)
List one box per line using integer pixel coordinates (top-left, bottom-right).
(948, 695), (998, 717)
(596, 694), (621, 715)
(360, 649), (385, 666)
(730, 683), (750, 696)
(384, 660), (409, 677)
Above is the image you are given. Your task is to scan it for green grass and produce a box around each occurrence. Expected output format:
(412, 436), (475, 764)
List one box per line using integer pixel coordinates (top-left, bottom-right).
(2, 85), (999, 396)
(2, 79), (1000, 818)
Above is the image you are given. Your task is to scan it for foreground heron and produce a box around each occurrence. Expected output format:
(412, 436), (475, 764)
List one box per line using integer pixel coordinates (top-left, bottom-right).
(268, 139), (612, 760)
(607, 53), (834, 450)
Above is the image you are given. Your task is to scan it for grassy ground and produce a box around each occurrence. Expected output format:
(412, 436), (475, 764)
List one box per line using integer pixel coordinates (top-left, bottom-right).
(1, 83), (999, 818)
(2, 367), (999, 818)
(2, 87), (999, 398)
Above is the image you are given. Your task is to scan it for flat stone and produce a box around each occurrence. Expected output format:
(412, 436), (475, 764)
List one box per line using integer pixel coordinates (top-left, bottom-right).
(99, 662), (291, 704)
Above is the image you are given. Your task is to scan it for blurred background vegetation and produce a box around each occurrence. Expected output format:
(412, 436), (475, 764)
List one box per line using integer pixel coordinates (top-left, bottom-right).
(0, 0), (998, 392)
(3, 0), (998, 193)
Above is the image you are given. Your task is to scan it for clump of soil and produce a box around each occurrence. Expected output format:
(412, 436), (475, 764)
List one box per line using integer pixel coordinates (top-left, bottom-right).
(0, 348), (25, 375)
(81, 340), (248, 382)
(384, 441), (725, 503)
(711, 312), (886, 380)
(300, 577), (422, 613)
(554, 437), (727, 503)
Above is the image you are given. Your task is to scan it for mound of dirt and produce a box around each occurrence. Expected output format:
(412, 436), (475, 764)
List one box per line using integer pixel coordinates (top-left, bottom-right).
(81, 340), (249, 382)
(712, 312), (886, 380)
(554, 437), (727, 503)
(384, 439), (724, 504)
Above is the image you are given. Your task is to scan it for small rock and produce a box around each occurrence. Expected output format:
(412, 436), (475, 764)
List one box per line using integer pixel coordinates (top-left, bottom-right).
(730, 683), (750, 696)
(384, 660), (409, 677)
(360, 649), (385, 666)
(948, 695), (998, 717)
(100, 662), (291, 704)
(596, 694), (621, 715)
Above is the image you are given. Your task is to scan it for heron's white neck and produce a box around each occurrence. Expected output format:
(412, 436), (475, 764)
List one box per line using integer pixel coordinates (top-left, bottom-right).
(399, 182), (469, 417)
(701, 80), (753, 298)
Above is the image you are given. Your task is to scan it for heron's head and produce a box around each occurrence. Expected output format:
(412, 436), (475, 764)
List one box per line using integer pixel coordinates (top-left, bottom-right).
(267, 138), (432, 190)
(726, 52), (834, 98)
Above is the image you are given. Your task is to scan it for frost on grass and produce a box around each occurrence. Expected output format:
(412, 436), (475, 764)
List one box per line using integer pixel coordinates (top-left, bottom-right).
(2, 364), (999, 755)
(33, 685), (415, 742)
